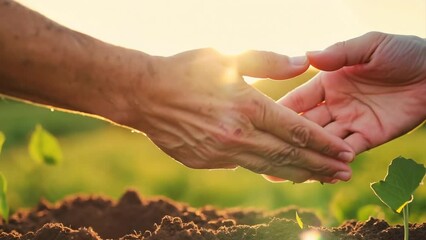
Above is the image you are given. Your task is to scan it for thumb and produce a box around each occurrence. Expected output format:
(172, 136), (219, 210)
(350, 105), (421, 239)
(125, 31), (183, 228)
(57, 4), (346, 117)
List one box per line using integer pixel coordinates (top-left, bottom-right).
(307, 32), (387, 71)
(234, 50), (309, 80)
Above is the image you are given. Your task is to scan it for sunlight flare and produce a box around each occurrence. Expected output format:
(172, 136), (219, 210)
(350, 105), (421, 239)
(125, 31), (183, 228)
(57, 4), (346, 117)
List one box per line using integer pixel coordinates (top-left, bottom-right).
(300, 229), (322, 240)
(243, 76), (260, 85)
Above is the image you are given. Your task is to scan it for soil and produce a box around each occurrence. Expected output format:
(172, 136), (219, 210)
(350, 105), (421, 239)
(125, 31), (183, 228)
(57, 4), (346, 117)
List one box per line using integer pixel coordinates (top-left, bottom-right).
(0, 190), (425, 240)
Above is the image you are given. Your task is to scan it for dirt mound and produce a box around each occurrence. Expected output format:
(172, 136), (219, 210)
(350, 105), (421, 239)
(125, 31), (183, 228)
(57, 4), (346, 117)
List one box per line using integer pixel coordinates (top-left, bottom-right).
(0, 190), (424, 239)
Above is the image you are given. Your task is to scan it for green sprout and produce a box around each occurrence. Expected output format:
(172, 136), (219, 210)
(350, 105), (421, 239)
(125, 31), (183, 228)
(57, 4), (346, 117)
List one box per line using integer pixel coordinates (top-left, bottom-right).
(0, 132), (9, 223)
(370, 156), (425, 240)
(28, 124), (63, 165)
(0, 173), (8, 224)
(295, 211), (304, 229)
(0, 126), (63, 224)
(0, 132), (4, 155)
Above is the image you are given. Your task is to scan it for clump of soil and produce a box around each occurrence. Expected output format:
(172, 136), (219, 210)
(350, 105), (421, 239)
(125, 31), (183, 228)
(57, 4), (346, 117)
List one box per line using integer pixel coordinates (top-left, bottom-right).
(0, 190), (424, 240)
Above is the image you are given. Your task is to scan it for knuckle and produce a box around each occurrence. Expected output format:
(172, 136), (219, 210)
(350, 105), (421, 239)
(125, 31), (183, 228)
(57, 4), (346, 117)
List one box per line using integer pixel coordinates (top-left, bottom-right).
(320, 144), (334, 156)
(290, 125), (311, 147)
(310, 164), (334, 175)
(269, 146), (300, 167)
(215, 130), (240, 146)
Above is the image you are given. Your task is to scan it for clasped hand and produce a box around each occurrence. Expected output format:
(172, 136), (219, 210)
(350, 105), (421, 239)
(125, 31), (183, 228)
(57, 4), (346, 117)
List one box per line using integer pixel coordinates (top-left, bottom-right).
(119, 49), (354, 183)
(122, 32), (425, 184)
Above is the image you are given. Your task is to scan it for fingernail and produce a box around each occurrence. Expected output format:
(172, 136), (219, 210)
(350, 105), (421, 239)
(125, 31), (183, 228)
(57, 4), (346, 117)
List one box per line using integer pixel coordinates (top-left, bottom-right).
(338, 151), (354, 162)
(333, 171), (351, 181)
(290, 55), (308, 66)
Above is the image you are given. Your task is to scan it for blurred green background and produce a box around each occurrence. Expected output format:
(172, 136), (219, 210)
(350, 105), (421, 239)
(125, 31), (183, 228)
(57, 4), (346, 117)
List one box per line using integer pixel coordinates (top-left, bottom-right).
(0, 69), (425, 226)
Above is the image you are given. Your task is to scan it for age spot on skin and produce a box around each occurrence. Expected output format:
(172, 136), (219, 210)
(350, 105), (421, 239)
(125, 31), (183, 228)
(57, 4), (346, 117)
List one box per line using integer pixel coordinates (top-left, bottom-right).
(290, 125), (310, 147)
(252, 99), (260, 106)
(234, 128), (242, 136)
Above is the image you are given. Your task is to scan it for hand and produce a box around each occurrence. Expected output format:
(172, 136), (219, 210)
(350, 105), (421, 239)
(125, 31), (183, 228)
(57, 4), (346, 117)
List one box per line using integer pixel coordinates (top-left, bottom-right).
(280, 32), (426, 154)
(0, 1), (353, 183)
(115, 49), (354, 183)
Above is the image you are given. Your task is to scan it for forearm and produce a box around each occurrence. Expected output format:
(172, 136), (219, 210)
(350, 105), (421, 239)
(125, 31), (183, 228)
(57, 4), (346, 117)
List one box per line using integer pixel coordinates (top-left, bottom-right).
(0, 0), (153, 121)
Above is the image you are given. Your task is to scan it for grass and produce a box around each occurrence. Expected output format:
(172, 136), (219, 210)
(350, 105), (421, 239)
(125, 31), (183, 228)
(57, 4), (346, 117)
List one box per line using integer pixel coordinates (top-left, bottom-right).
(0, 70), (424, 226)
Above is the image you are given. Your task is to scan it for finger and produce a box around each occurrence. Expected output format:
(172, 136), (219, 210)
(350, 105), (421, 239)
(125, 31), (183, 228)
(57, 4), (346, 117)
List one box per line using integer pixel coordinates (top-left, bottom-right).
(245, 131), (352, 177)
(234, 50), (309, 80)
(233, 152), (314, 183)
(300, 103), (333, 127)
(307, 32), (387, 71)
(344, 132), (372, 155)
(263, 175), (286, 182)
(243, 94), (354, 162)
(324, 121), (352, 139)
(277, 74), (325, 113)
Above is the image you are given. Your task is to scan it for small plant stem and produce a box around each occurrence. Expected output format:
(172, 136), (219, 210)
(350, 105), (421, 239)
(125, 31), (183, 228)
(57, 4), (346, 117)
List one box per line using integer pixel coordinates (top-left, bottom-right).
(403, 204), (409, 240)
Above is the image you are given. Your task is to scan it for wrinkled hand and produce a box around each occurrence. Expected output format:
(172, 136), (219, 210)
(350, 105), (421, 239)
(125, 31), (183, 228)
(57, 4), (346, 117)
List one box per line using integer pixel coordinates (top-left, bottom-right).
(120, 49), (354, 183)
(280, 32), (426, 154)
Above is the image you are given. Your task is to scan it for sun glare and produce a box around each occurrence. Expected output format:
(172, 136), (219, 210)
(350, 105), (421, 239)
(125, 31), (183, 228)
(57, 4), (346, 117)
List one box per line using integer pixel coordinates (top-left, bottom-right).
(16, 0), (425, 58)
(300, 229), (322, 240)
(243, 76), (260, 85)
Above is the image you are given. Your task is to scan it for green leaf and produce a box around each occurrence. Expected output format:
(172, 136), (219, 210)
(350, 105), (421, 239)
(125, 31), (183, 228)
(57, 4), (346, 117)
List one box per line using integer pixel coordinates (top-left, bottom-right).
(28, 124), (63, 165)
(295, 211), (303, 229)
(0, 173), (9, 223)
(370, 156), (425, 213)
(0, 132), (5, 156)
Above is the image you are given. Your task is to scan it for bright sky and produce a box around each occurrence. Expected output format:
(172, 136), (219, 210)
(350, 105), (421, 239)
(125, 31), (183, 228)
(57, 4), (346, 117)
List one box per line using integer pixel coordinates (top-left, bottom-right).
(17, 0), (426, 57)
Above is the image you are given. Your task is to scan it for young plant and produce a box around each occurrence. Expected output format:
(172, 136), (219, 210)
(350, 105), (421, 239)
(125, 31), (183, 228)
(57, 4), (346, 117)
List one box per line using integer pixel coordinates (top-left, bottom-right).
(28, 124), (63, 165)
(370, 156), (425, 240)
(295, 211), (304, 229)
(0, 132), (9, 223)
(0, 172), (8, 224)
(0, 131), (4, 156)
(0, 126), (63, 224)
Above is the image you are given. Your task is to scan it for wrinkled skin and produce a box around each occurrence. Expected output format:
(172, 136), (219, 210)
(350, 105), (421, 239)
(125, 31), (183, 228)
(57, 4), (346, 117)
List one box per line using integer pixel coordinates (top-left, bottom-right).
(0, 1), (354, 184)
(119, 49), (354, 183)
(280, 32), (426, 154)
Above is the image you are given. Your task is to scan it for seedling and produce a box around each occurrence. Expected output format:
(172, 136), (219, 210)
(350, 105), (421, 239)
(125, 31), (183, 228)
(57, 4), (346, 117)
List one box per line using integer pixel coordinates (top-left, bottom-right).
(370, 156), (425, 240)
(0, 132), (9, 223)
(0, 132), (4, 155)
(29, 124), (63, 165)
(0, 173), (8, 224)
(295, 211), (303, 229)
(0, 126), (63, 223)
